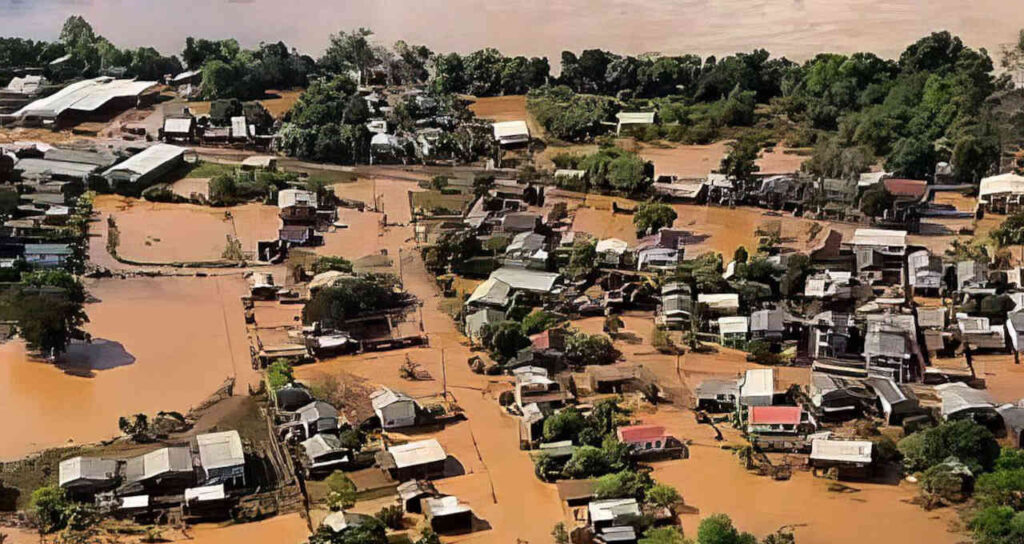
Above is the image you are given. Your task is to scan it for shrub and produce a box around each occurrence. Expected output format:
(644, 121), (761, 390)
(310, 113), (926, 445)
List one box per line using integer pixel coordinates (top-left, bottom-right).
(30, 485), (72, 533)
(897, 420), (1000, 474)
(325, 471), (357, 510)
(593, 469), (654, 501)
(375, 504), (404, 529)
(266, 359), (294, 390)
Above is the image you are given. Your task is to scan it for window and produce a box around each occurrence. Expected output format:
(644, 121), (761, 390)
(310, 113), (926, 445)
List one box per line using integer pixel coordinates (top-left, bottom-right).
(655, 440), (662, 449)
(645, 442), (652, 450)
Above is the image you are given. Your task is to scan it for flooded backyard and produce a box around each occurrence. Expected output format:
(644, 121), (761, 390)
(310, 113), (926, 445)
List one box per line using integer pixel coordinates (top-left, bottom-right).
(0, 276), (256, 461)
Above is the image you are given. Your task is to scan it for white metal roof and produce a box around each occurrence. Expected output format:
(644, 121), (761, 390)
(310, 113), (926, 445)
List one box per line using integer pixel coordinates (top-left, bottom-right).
(740, 369), (774, 398)
(491, 267), (560, 293)
(120, 495), (149, 509)
(278, 188), (315, 208)
(810, 438), (873, 464)
(466, 277), (512, 306)
(230, 116), (249, 138)
(979, 173), (1024, 198)
(588, 498), (640, 522)
(424, 495), (472, 517)
(127, 446), (192, 481)
(388, 438), (446, 469)
(102, 144), (185, 180)
(171, 70), (201, 83)
(196, 430), (244, 470)
(492, 120), (529, 139)
(850, 228), (907, 247)
(616, 112), (655, 125)
(857, 171), (891, 188)
(163, 117), (194, 133)
(185, 484), (226, 503)
(935, 382), (997, 418)
(14, 77), (157, 118)
(370, 387), (416, 410)
(718, 316), (749, 335)
(59, 456), (119, 487)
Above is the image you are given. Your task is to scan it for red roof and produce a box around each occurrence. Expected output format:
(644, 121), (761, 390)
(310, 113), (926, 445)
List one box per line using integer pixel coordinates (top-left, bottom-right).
(883, 178), (927, 198)
(616, 425), (666, 443)
(749, 406), (802, 425)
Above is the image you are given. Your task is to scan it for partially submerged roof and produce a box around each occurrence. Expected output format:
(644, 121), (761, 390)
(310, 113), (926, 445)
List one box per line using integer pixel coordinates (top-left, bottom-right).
(740, 368), (774, 398)
(196, 430), (245, 470)
(616, 425), (666, 443)
(423, 495), (472, 518)
(387, 439), (447, 468)
(697, 293), (740, 311)
(466, 277), (512, 306)
(596, 238), (630, 255)
(810, 438), (873, 464)
(301, 433), (346, 460)
(588, 498), (640, 522)
(616, 111), (656, 124)
(278, 188), (317, 209)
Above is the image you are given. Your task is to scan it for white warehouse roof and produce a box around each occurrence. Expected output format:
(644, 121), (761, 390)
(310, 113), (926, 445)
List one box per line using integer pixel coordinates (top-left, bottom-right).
(103, 144), (185, 181)
(13, 77), (157, 119)
(196, 430), (244, 470)
(387, 438), (447, 469)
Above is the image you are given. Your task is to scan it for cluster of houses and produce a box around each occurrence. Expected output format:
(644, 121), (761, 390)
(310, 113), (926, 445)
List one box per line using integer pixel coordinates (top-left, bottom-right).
(0, 140), (188, 272)
(272, 380), (480, 536)
(58, 430), (246, 520)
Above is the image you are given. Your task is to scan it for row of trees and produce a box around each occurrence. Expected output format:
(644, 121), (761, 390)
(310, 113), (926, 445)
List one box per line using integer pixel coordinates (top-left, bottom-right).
(185, 37), (314, 100)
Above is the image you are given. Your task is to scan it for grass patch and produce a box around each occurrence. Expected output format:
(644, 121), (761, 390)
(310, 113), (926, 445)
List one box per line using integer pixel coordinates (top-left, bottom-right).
(410, 191), (474, 216)
(188, 161), (238, 178)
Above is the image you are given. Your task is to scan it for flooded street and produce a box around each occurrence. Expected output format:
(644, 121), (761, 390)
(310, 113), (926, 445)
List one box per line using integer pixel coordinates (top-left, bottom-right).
(3, 1), (1023, 66)
(0, 276), (258, 461)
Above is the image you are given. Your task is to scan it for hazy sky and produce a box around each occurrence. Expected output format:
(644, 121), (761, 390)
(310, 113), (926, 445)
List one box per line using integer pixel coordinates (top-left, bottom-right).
(2, 0), (1023, 65)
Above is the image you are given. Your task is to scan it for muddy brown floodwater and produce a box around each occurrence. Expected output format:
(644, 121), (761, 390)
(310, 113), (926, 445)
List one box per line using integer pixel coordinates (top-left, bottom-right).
(0, 276), (258, 461)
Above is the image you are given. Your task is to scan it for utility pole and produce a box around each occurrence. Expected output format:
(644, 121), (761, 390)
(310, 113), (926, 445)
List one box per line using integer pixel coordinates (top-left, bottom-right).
(441, 348), (448, 401)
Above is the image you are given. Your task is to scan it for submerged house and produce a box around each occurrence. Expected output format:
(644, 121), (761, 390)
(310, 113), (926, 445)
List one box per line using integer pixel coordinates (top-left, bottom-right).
(102, 144), (186, 189)
(809, 438), (873, 478)
(739, 368), (774, 407)
(122, 446), (194, 493)
(377, 439), (448, 481)
(423, 495), (474, 534)
(301, 433), (351, 475)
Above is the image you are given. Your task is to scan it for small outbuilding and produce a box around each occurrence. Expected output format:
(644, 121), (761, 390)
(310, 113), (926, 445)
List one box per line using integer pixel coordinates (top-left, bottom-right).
(809, 438), (873, 478)
(377, 439), (448, 481)
(59, 456), (120, 494)
(195, 430), (246, 487)
(371, 387), (420, 429)
(422, 495), (474, 533)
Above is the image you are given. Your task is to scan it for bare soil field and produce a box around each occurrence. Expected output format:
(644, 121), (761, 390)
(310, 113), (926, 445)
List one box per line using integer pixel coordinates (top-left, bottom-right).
(0, 127), (79, 145)
(0, 276), (257, 460)
(187, 89), (304, 119)
(469, 94), (545, 140)
(95, 195), (280, 263)
(563, 192), (820, 258)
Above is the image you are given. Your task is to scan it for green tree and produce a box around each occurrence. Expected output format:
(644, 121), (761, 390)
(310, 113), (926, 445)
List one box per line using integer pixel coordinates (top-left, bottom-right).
(696, 514), (757, 544)
(543, 407), (587, 443)
(552, 522), (570, 544)
(562, 445), (612, 478)
(976, 468), (1024, 510)
(969, 506), (1024, 544)
(311, 256), (354, 275)
(30, 485), (72, 533)
(308, 517), (387, 544)
(646, 483), (682, 511)
(897, 419), (1000, 474)
(565, 331), (618, 366)
(302, 274), (408, 327)
(720, 136), (761, 182)
(325, 471), (357, 510)
(593, 469), (654, 501)
(565, 240), (598, 279)
(859, 185), (895, 219)
(118, 414), (150, 442)
(634, 201), (678, 237)
(480, 320), (531, 362)
(640, 527), (689, 544)
(521, 310), (564, 336)
(992, 214), (1024, 261)
(885, 136), (935, 180)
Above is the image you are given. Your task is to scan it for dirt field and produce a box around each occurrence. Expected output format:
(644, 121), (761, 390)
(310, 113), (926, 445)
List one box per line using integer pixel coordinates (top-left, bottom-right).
(187, 89), (304, 119)
(0, 276), (258, 461)
(469, 94), (545, 141)
(0, 127), (80, 145)
(95, 195), (281, 263)
(538, 139), (807, 178)
(562, 191), (820, 258)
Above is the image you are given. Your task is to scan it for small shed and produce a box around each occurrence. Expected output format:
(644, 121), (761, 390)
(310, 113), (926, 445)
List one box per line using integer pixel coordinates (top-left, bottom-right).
(422, 495), (474, 533)
(295, 400), (343, 438)
(588, 498), (640, 531)
(809, 438), (873, 478)
(740, 368), (774, 407)
(371, 387), (420, 429)
(556, 478), (597, 507)
(377, 439), (448, 481)
(301, 433), (350, 475)
(492, 120), (530, 146)
(123, 446), (194, 490)
(397, 480), (438, 513)
(59, 456), (120, 494)
(195, 430), (246, 487)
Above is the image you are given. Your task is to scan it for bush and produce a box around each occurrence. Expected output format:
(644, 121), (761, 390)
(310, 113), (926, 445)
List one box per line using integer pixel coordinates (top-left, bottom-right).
(920, 458), (974, 504)
(594, 469), (654, 501)
(302, 274), (408, 327)
(562, 446), (612, 479)
(521, 310), (564, 336)
(640, 526), (688, 544)
(311, 256), (354, 275)
(375, 504), (404, 529)
(543, 407), (587, 443)
(266, 359), (294, 390)
(645, 483), (682, 511)
(479, 320), (531, 362)
(325, 471), (357, 510)
(634, 201), (678, 237)
(565, 331), (618, 366)
(30, 485), (72, 533)
(976, 468), (1024, 511)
